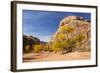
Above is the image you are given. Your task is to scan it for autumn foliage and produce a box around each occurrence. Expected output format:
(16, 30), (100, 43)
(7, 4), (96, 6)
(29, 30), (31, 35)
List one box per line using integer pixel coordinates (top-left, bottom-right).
(23, 16), (91, 54)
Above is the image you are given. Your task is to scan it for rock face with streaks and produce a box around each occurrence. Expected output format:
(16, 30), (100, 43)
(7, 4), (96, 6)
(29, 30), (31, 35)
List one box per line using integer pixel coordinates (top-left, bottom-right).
(51, 16), (91, 52)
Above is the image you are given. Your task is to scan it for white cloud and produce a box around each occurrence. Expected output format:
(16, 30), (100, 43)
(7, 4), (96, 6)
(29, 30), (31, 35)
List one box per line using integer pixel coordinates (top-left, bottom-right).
(39, 35), (51, 42)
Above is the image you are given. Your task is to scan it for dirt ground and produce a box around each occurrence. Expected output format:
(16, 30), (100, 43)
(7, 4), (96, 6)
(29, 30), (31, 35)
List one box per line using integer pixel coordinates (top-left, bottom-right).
(23, 51), (91, 62)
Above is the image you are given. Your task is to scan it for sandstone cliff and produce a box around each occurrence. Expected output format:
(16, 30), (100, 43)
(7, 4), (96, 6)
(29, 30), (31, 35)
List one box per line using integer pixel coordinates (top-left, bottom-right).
(51, 16), (91, 52)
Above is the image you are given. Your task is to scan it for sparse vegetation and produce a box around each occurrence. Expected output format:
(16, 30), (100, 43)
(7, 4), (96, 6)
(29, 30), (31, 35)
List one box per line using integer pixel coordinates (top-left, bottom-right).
(34, 44), (43, 53)
(24, 45), (31, 53)
(23, 16), (91, 62)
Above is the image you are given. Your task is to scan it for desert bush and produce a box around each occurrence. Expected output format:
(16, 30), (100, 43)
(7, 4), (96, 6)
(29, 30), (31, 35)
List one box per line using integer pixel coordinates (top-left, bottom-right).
(74, 33), (85, 43)
(24, 45), (31, 53)
(56, 33), (66, 41)
(34, 44), (43, 53)
(51, 42), (62, 52)
(62, 38), (76, 53)
(44, 44), (49, 51)
(61, 26), (74, 33)
(51, 37), (77, 53)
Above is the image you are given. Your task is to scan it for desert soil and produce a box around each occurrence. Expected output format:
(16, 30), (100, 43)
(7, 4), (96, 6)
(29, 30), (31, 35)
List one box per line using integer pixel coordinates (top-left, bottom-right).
(23, 51), (90, 62)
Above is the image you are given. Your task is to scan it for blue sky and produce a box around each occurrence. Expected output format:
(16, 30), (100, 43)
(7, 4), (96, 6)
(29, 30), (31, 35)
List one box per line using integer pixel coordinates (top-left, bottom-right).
(23, 10), (91, 42)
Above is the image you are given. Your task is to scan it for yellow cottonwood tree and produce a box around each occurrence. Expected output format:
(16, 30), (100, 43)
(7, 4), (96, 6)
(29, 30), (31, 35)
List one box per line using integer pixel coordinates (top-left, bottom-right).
(34, 44), (43, 53)
(57, 33), (66, 41)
